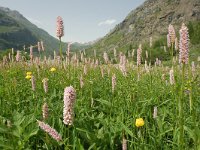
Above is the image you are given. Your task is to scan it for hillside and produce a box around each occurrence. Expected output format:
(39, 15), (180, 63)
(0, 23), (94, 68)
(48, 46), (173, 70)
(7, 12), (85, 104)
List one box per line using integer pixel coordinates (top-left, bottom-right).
(0, 7), (88, 54)
(87, 0), (200, 59)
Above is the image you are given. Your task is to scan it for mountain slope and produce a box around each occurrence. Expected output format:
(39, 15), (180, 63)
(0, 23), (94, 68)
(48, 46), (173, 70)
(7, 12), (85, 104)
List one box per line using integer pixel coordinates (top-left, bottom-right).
(0, 7), (89, 54)
(0, 6), (61, 53)
(87, 0), (200, 56)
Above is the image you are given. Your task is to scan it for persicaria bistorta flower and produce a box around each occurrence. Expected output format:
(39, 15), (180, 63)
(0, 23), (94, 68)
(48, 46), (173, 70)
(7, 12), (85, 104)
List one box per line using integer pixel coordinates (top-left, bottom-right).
(63, 86), (76, 125)
(112, 74), (116, 93)
(42, 102), (49, 120)
(137, 44), (142, 66)
(56, 16), (64, 39)
(37, 42), (41, 52)
(168, 24), (176, 44)
(42, 78), (49, 93)
(103, 52), (109, 64)
(167, 34), (171, 48)
(169, 68), (175, 85)
(37, 120), (62, 142)
(179, 23), (189, 64)
(16, 50), (21, 62)
(41, 41), (45, 51)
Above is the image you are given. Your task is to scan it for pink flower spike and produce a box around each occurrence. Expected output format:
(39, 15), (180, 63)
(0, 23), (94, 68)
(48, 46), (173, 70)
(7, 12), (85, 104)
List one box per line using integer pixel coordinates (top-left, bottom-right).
(56, 16), (64, 39)
(37, 120), (62, 142)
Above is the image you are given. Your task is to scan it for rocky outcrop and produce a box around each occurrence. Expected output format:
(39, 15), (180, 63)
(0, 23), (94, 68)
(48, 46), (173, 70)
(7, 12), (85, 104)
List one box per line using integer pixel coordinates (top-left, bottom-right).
(88, 0), (200, 53)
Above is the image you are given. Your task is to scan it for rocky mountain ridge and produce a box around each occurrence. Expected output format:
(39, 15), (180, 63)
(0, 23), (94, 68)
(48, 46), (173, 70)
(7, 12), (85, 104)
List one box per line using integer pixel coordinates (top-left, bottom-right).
(87, 0), (200, 55)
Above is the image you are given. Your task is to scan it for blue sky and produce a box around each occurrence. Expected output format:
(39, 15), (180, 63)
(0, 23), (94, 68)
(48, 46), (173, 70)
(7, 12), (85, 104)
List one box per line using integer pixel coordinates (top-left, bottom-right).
(0, 0), (145, 43)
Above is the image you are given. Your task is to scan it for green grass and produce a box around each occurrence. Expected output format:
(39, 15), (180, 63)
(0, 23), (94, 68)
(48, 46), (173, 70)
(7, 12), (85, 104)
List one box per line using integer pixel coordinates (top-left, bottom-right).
(0, 51), (199, 149)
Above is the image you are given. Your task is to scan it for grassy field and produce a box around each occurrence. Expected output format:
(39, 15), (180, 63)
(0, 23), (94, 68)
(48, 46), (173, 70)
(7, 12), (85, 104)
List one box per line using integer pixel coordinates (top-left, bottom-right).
(0, 50), (199, 149)
(0, 22), (200, 149)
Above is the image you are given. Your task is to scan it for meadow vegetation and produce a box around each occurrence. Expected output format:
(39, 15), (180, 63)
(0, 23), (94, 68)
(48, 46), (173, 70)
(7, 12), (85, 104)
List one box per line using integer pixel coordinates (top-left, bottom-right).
(0, 18), (199, 150)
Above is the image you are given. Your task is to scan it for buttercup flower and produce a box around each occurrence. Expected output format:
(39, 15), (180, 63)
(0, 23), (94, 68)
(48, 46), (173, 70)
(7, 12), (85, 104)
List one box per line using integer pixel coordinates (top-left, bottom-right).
(25, 75), (32, 79)
(26, 72), (32, 76)
(135, 118), (144, 127)
(50, 67), (56, 72)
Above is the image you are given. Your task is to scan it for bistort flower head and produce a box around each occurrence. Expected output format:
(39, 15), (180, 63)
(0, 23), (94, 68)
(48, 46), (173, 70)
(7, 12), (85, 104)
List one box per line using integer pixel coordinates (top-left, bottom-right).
(56, 16), (64, 39)
(42, 78), (49, 93)
(168, 24), (176, 44)
(112, 74), (116, 93)
(42, 102), (49, 120)
(63, 86), (76, 125)
(137, 44), (142, 66)
(179, 23), (189, 64)
(41, 41), (45, 51)
(37, 42), (41, 52)
(37, 120), (62, 142)
(169, 68), (175, 85)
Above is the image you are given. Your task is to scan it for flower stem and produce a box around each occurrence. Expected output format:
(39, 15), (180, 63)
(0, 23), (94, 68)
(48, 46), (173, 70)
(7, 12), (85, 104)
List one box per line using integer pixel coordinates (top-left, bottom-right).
(179, 63), (185, 149)
(59, 38), (62, 59)
(171, 43), (174, 67)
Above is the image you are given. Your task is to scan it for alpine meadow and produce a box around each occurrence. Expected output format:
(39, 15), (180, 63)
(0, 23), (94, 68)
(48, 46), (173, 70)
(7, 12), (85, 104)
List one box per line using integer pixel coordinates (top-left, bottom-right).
(0, 0), (200, 149)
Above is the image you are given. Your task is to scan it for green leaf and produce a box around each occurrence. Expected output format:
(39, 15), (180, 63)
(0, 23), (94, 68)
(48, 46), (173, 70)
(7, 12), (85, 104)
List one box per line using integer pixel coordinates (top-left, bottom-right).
(0, 125), (8, 133)
(95, 99), (111, 107)
(121, 122), (133, 137)
(0, 136), (13, 149)
(13, 112), (25, 126)
(0, 143), (13, 150)
(23, 123), (38, 141)
(88, 143), (96, 150)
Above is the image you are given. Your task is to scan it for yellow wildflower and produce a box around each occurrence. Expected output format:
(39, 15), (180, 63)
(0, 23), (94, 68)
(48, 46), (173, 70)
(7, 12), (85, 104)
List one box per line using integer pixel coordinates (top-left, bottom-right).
(26, 72), (32, 76)
(50, 67), (56, 72)
(135, 118), (144, 127)
(25, 75), (32, 79)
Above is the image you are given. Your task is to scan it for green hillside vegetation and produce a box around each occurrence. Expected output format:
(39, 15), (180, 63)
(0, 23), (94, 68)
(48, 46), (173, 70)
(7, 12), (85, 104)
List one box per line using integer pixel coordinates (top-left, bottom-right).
(0, 7), (89, 56)
(87, 22), (200, 64)
(86, 0), (200, 63)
